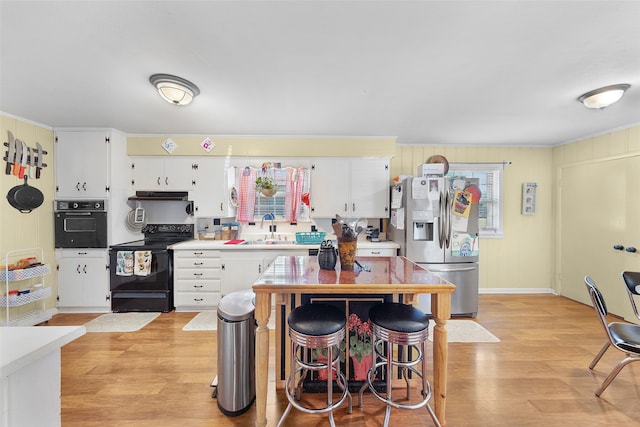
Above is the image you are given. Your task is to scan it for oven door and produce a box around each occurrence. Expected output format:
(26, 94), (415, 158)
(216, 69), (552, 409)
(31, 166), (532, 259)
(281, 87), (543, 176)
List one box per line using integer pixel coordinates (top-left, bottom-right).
(55, 211), (108, 248)
(109, 248), (171, 292)
(109, 247), (174, 312)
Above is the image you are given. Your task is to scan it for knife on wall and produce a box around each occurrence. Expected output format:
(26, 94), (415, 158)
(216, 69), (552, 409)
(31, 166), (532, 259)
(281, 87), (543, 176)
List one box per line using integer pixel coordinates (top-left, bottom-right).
(35, 142), (43, 178)
(5, 130), (15, 175)
(28, 146), (35, 178)
(12, 137), (22, 176)
(18, 141), (28, 179)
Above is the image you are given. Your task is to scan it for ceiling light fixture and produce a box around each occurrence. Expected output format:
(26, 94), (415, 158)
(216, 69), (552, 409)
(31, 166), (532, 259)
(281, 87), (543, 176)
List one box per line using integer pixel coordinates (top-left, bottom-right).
(149, 74), (200, 106)
(578, 84), (630, 109)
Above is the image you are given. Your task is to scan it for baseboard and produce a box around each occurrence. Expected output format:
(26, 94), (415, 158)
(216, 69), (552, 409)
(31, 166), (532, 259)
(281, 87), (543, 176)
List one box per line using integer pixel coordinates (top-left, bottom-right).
(479, 288), (558, 295)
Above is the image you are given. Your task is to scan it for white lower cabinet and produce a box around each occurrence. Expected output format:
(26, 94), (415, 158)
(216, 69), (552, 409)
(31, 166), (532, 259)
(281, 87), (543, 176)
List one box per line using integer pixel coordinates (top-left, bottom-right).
(56, 249), (110, 312)
(221, 250), (307, 297)
(173, 250), (222, 311)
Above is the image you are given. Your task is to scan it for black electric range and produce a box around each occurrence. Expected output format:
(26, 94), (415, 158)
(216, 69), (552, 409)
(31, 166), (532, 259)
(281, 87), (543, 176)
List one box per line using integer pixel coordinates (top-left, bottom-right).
(109, 224), (194, 312)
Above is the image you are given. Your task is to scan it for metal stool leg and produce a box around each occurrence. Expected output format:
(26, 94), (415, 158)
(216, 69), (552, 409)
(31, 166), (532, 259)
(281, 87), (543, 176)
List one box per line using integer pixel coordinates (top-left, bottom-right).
(359, 323), (441, 427)
(278, 324), (350, 426)
(383, 338), (393, 427)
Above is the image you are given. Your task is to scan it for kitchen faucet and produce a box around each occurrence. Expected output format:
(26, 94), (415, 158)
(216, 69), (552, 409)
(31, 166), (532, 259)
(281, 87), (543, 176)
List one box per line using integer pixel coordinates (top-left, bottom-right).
(261, 212), (276, 239)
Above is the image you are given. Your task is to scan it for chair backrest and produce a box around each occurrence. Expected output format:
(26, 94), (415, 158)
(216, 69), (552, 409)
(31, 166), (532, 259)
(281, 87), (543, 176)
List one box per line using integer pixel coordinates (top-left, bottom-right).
(621, 271), (640, 320)
(584, 276), (611, 333)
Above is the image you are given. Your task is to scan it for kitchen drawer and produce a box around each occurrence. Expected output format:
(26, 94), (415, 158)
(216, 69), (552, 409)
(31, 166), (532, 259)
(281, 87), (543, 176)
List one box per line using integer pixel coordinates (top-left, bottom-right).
(173, 250), (222, 259)
(174, 279), (221, 292)
(356, 248), (397, 257)
(175, 268), (221, 280)
(175, 257), (222, 269)
(175, 291), (221, 309)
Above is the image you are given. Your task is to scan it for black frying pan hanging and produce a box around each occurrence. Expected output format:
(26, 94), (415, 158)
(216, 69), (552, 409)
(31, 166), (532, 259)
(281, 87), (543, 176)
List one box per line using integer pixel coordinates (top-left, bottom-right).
(7, 176), (44, 213)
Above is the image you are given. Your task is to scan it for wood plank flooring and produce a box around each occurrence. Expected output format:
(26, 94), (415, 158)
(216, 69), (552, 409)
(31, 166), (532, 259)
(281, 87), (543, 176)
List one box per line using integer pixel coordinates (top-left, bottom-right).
(43, 294), (640, 426)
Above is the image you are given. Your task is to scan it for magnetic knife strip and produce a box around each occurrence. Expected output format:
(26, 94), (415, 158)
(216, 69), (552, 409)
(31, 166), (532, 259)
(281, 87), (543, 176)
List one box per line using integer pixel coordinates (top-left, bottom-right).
(3, 130), (48, 179)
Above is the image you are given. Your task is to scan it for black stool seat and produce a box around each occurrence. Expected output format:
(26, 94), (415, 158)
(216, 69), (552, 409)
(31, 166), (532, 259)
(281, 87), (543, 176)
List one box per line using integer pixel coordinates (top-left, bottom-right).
(288, 303), (346, 336)
(369, 303), (430, 333)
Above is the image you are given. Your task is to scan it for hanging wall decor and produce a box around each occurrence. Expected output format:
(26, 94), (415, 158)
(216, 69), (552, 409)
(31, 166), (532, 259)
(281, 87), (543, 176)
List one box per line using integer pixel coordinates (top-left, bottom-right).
(522, 182), (537, 215)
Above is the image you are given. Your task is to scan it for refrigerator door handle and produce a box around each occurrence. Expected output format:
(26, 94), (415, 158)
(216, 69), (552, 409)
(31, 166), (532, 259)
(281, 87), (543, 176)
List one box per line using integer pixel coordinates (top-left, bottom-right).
(445, 190), (452, 248)
(438, 190), (445, 248)
(427, 265), (477, 273)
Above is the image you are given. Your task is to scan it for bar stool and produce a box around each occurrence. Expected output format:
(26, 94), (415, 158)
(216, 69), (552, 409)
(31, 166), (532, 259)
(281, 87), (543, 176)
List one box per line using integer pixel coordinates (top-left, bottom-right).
(358, 302), (441, 427)
(277, 303), (352, 427)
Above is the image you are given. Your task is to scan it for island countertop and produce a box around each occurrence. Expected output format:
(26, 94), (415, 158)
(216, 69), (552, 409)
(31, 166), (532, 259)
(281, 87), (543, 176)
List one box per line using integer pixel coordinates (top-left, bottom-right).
(251, 255), (455, 427)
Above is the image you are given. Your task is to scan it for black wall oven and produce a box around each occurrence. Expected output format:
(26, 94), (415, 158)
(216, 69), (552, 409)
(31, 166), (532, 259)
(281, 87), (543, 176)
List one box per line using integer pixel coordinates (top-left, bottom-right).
(55, 200), (108, 248)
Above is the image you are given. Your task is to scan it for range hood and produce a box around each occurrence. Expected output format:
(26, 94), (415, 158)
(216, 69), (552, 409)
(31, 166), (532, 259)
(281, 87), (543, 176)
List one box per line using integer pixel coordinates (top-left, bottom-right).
(128, 191), (189, 201)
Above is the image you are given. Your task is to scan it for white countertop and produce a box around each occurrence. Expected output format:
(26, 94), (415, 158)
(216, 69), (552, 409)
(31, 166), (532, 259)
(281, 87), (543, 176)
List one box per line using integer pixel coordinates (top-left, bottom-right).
(0, 326), (86, 378)
(170, 239), (400, 251)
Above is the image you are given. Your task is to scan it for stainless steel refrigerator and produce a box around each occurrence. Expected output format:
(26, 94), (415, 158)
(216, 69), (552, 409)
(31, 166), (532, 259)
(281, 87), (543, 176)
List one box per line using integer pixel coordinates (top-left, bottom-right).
(389, 176), (480, 317)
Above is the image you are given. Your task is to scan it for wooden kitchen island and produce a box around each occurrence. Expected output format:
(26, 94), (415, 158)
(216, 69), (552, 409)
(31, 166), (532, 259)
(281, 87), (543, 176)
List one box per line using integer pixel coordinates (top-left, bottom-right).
(252, 255), (455, 427)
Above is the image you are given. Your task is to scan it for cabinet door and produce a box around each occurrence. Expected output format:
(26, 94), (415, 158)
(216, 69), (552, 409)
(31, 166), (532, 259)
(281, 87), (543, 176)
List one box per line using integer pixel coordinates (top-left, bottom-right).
(131, 157), (198, 191)
(350, 158), (390, 218)
(192, 158), (234, 217)
(55, 131), (109, 198)
(165, 157), (199, 191)
(221, 257), (264, 296)
(130, 157), (163, 190)
(56, 250), (109, 311)
(310, 158), (350, 217)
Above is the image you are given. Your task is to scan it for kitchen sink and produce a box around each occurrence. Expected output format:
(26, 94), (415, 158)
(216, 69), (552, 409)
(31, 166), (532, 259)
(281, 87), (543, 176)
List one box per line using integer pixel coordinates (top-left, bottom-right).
(243, 239), (294, 245)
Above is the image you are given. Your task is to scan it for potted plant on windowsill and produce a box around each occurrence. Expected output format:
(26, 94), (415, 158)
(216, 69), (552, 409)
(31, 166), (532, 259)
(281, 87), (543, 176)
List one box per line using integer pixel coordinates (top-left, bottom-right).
(255, 176), (277, 197)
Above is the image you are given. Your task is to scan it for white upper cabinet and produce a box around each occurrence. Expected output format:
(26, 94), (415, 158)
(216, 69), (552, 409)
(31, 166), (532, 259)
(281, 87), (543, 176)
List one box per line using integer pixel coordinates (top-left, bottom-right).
(192, 158), (236, 217)
(55, 131), (110, 198)
(130, 157), (199, 191)
(310, 158), (390, 218)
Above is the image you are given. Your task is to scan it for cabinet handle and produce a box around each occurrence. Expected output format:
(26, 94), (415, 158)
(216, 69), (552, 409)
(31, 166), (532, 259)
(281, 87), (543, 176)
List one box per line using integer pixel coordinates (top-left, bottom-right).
(83, 265), (87, 274)
(193, 251), (204, 256)
(258, 265), (262, 273)
(165, 177), (169, 186)
(82, 182), (87, 191)
(352, 203), (356, 212)
(194, 262), (204, 266)
(76, 265), (81, 274)
(76, 182), (81, 191)
(344, 203), (348, 212)
(371, 251), (381, 255)
(220, 202), (223, 211)
(194, 298), (203, 302)
(193, 273), (203, 277)
(157, 177), (161, 186)
(194, 285), (203, 288)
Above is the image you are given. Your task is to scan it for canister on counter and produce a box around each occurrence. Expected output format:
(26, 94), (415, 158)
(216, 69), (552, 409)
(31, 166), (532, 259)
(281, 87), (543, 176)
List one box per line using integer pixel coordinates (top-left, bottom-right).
(221, 224), (231, 240)
(229, 222), (240, 240)
(221, 222), (240, 240)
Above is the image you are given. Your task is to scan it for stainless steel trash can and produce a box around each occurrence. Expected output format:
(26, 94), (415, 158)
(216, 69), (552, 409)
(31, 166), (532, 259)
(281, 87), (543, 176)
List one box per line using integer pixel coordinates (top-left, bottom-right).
(216, 289), (256, 416)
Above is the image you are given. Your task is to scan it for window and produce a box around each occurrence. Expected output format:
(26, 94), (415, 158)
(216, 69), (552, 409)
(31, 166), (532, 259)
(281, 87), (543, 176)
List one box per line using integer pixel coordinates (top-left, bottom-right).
(235, 166), (310, 223)
(254, 168), (288, 219)
(447, 163), (504, 238)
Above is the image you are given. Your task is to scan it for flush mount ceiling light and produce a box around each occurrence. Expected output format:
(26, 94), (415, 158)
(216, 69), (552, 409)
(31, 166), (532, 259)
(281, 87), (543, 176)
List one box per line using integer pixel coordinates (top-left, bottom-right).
(578, 84), (630, 109)
(149, 74), (200, 106)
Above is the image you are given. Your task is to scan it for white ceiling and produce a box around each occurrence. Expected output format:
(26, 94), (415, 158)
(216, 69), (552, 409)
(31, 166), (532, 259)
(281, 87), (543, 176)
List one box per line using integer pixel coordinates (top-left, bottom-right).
(1, 0), (639, 146)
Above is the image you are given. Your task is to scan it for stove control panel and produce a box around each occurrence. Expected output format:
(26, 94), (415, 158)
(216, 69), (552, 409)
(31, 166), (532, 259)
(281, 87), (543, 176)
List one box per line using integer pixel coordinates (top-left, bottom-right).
(55, 199), (106, 212)
(142, 224), (194, 235)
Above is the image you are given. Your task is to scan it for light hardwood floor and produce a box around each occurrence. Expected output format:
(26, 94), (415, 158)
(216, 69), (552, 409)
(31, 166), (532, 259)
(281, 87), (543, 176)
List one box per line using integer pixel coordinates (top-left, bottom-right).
(43, 294), (640, 426)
